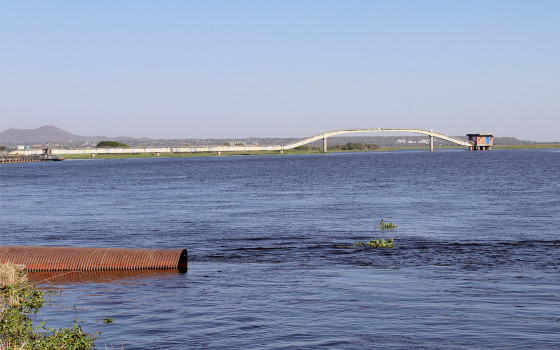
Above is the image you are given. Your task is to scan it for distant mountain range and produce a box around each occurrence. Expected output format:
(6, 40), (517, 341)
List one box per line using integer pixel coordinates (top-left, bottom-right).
(0, 125), (148, 144)
(0, 125), (105, 143)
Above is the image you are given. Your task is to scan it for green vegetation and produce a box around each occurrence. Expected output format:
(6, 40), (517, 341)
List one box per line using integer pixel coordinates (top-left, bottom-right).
(293, 145), (322, 152)
(354, 237), (397, 248)
(103, 317), (113, 324)
(352, 220), (399, 249)
(330, 142), (378, 151)
(0, 263), (96, 349)
(96, 141), (130, 148)
(290, 146), (322, 153)
(376, 219), (397, 230)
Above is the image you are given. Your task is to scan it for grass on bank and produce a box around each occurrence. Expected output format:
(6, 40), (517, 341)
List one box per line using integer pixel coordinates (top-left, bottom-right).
(60, 147), (428, 159)
(0, 263), (96, 349)
(58, 142), (560, 160)
(62, 149), (325, 159)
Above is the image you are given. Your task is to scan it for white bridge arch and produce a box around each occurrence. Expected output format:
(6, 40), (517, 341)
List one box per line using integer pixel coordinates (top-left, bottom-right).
(284, 128), (472, 152)
(11, 128), (474, 156)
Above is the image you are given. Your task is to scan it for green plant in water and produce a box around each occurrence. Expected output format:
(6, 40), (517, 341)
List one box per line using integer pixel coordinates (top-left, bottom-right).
(376, 219), (397, 230)
(103, 317), (113, 324)
(354, 237), (398, 248)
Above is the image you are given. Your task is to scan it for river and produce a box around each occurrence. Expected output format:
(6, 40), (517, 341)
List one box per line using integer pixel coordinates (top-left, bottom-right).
(1, 149), (559, 349)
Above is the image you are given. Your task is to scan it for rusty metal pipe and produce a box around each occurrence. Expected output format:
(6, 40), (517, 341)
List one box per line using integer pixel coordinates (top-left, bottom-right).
(0, 246), (187, 272)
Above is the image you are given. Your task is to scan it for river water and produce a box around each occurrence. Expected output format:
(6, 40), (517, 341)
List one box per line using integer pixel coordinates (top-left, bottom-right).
(1, 150), (559, 349)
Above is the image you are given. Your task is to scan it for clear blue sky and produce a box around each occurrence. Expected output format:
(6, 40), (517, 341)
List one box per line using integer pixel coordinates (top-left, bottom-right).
(1, 0), (558, 141)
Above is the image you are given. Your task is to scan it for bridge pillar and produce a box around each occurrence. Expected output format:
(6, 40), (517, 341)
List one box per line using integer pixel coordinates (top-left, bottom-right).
(429, 135), (434, 152)
(323, 138), (327, 153)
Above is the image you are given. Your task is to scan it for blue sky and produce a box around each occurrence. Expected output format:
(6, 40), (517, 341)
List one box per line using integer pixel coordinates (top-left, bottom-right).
(1, 0), (558, 141)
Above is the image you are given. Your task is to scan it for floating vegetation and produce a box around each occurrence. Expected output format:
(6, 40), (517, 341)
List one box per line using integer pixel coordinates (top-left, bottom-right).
(354, 238), (398, 248)
(351, 220), (399, 248)
(376, 219), (397, 230)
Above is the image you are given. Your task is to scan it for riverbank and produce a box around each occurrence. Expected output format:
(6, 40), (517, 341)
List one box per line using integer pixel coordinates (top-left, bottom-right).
(0, 263), (96, 349)
(61, 149), (324, 159)
(493, 143), (560, 150)
(56, 143), (560, 160)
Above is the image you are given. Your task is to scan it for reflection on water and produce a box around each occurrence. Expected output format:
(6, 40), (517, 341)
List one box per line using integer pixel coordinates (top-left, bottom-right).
(28, 269), (184, 285)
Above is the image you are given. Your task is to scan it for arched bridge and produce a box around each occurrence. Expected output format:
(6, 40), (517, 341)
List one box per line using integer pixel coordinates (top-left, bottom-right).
(10, 128), (478, 157)
(284, 128), (472, 152)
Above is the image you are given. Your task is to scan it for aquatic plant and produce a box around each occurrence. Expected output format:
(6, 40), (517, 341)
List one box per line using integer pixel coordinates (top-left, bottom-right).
(354, 238), (397, 248)
(376, 219), (397, 230)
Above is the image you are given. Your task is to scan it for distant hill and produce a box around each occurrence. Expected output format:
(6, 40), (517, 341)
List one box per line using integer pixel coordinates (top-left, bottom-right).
(0, 125), (107, 143)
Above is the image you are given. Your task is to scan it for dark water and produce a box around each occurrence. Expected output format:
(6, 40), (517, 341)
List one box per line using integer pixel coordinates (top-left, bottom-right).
(1, 150), (559, 349)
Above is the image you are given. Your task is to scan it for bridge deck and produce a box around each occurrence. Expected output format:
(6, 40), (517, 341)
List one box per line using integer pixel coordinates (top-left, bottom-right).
(9, 128), (474, 156)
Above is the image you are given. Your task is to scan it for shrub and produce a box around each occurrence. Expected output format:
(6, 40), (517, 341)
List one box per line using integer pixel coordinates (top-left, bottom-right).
(330, 143), (379, 151)
(0, 263), (96, 349)
(96, 141), (130, 148)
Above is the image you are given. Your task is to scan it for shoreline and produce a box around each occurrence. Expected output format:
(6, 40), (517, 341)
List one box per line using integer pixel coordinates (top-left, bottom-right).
(54, 143), (560, 160)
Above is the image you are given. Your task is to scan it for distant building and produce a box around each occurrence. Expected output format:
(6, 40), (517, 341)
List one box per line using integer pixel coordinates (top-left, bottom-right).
(467, 133), (493, 151)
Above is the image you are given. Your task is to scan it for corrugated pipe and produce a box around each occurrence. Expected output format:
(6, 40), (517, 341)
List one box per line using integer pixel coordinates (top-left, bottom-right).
(0, 246), (188, 272)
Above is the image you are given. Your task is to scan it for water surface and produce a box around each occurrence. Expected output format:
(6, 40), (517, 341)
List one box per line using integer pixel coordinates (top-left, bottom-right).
(1, 150), (559, 348)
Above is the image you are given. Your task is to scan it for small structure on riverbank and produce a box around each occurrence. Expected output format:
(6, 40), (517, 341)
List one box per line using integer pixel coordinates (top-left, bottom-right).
(41, 147), (65, 161)
(467, 133), (494, 150)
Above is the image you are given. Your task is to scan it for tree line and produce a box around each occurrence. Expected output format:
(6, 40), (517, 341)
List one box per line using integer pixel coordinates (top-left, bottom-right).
(294, 142), (378, 151)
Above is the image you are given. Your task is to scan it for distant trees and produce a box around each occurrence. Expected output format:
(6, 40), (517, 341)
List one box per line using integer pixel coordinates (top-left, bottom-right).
(293, 143), (377, 152)
(293, 145), (321, 151)
(331, 142), (378, 151)
(96, 141), (130, 148)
